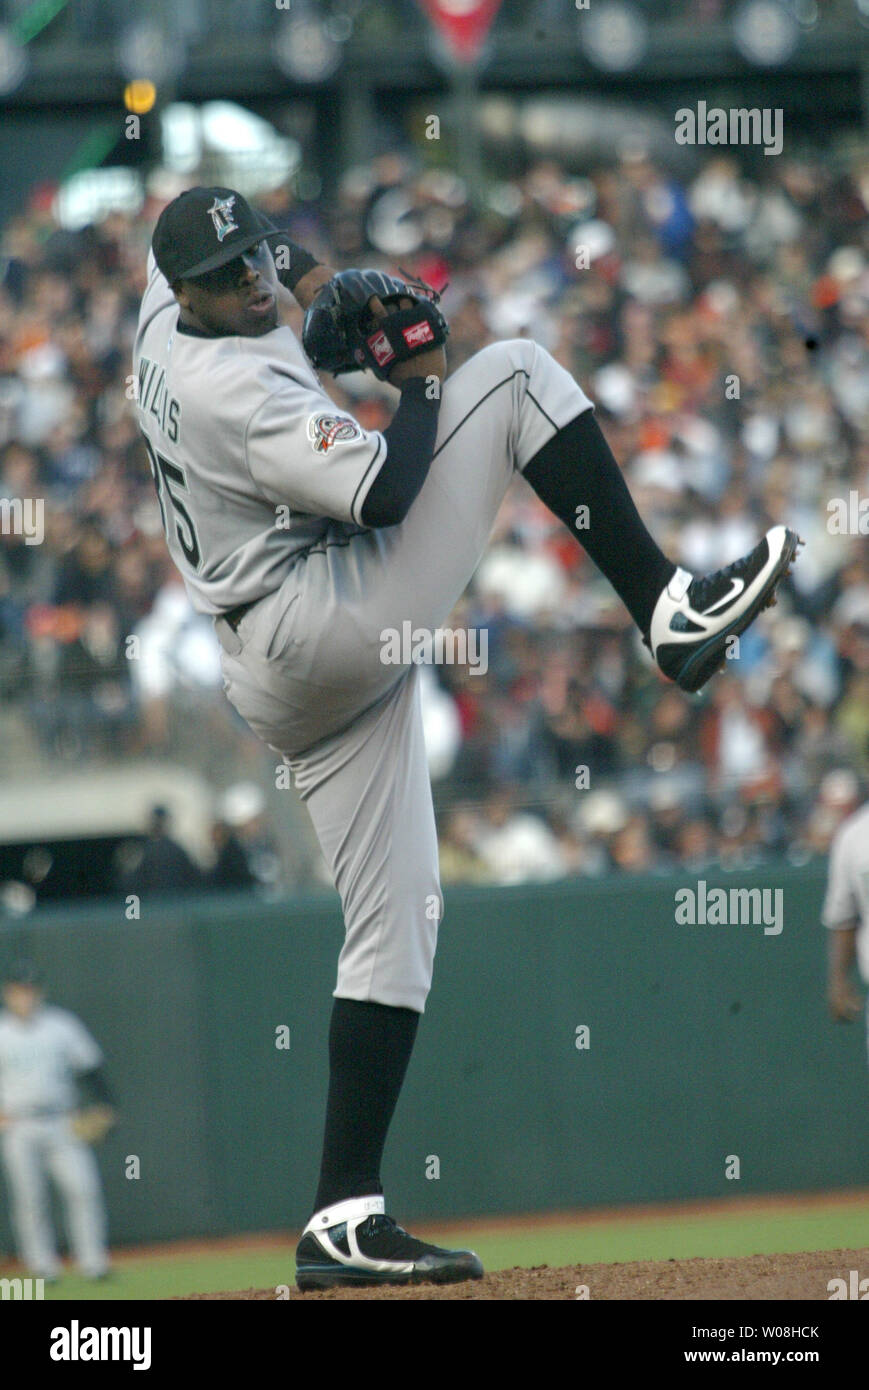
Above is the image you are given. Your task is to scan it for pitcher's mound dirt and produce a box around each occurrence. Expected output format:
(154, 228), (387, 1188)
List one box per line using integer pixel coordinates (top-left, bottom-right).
(180, 1247), (867, 1300)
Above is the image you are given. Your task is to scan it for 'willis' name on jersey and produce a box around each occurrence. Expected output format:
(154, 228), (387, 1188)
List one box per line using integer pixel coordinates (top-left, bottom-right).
(137, 354), (181, 442)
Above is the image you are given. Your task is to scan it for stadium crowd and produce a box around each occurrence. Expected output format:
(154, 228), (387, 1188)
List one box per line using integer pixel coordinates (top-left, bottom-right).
(1, 140), (868, 890)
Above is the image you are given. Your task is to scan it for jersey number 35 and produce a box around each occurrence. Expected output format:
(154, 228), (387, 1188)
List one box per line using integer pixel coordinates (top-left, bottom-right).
(143, 436), (202, 571)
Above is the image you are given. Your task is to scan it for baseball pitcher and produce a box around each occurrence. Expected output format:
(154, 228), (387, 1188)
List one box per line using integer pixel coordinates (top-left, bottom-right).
(133, 185), (799, 1289)
(0, 961), (114, 1281)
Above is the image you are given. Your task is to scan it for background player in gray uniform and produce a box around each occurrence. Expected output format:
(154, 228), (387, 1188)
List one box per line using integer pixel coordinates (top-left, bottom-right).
(134, 185), (799, 1289)
(0, 961), (114, 1281)
(823, 799), (869, 1046)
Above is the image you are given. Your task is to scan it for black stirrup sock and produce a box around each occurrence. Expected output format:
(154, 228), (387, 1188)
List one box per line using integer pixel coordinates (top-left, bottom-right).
(523, 409), (676, 636)
(313, 998), (420, 1213)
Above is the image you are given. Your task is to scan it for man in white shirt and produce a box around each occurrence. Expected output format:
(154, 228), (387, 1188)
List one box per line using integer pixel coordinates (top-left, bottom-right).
(0, 961), (114, 1280)
(822, 799), (869, 1047)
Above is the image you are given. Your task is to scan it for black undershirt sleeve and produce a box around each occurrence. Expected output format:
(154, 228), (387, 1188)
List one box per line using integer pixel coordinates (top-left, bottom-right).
(361, 377), (441, 528)
(77, 1065), (115, 1107)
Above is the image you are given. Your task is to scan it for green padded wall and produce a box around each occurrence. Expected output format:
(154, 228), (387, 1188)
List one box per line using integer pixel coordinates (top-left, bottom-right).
(0, 865), (865, 1251)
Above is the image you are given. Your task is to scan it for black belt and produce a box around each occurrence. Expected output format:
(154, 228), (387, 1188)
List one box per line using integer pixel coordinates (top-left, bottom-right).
(222, 598), (259, 633)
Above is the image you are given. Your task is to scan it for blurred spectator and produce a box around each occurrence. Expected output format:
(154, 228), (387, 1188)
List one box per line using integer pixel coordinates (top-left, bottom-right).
(803, 768), (862, 854)
(475, 786), (567, 884)
(437, 805), (491, 885)
(209, 782), (282, 895)
(210, 820), (257, 892)
(1, 139), (868, 888)
(119, 805), (202, 899)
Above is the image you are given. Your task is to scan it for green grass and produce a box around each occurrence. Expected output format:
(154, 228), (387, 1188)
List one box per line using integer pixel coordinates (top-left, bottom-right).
(29, 1196), (869, 1300)
(41, 1254), (296, 1302)
(465, 1203), (869, 1274)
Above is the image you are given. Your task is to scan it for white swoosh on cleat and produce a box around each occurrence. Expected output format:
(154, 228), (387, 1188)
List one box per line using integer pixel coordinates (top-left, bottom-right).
(698, 577), (746, 616)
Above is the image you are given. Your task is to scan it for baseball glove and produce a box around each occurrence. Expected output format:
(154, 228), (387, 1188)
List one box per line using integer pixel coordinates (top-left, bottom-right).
(71, 1105), (116, 1146)
(302, 269), (448, 381)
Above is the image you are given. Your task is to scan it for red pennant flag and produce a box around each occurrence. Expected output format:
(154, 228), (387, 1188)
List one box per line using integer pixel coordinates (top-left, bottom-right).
(417, 0), (504, 63)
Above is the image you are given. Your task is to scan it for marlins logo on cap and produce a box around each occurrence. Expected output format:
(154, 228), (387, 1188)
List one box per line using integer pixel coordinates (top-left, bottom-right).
(152, 186), (278, 284)
(208, 194), (239, 243)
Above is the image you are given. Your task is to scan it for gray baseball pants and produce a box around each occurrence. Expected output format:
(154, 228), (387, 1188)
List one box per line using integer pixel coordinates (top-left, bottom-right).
(1, 1115), (109, 1277)
(216, 339), (590, 1011)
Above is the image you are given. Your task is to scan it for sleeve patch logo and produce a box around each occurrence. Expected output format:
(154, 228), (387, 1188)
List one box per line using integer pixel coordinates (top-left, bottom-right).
(366, 331), (396, 368)
(308, 413), (362, 454)
(402, 320), (435, 349)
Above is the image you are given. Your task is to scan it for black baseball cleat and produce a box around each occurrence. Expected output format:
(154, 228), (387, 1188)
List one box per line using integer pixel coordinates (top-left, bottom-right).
(648, 525), (803, 694)
(295, 1195), (484, 1291)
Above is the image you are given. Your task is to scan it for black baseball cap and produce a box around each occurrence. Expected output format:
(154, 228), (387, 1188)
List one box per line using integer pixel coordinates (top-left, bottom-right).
(152, 186), (278, 284)
(2, 959), (43, 987)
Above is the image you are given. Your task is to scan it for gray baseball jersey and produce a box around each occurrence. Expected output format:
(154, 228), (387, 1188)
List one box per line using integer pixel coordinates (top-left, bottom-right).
(0, 1004), (101, 1116)
(822, 800), (869, 984)
(133, 250), (386, 616)
(134, 253), (590, 1011)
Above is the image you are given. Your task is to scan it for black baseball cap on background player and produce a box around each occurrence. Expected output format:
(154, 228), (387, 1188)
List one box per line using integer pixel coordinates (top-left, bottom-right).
(152, 185), (278, 284)
(1, 959), (44, 987)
